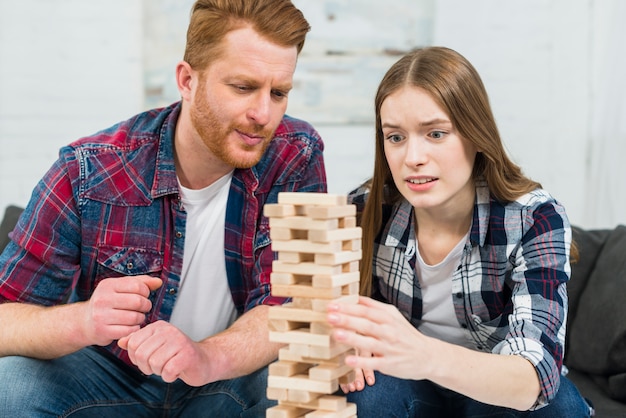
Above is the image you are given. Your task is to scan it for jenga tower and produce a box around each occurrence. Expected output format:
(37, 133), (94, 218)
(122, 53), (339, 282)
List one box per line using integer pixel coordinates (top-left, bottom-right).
(264, 192), (360, 418)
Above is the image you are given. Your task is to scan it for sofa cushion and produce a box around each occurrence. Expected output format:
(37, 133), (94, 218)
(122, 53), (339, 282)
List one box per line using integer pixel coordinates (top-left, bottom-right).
(567, 225), (626, 377)
(0, 205), (24, 254)
(568, 227), (609, 330)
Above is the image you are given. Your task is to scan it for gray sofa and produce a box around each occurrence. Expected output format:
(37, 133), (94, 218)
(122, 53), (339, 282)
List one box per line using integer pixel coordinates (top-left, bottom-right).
(1, 205), (625, 416)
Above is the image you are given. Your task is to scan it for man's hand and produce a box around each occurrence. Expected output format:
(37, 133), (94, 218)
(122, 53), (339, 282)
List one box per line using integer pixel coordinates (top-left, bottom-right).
(82, 275), (162, 347)
(118, 320), (210, 386)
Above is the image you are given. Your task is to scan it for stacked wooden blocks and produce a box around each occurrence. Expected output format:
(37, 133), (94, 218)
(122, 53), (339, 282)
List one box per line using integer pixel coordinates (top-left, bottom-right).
(264, 192), (361, 418)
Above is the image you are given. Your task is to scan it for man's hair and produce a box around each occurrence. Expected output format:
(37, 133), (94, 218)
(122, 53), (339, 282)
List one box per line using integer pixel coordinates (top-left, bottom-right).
(183, 0), (310, 71)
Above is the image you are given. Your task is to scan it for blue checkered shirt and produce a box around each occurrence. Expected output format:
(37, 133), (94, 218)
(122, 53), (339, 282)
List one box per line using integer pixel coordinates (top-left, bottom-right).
(349, 179), (573, 409)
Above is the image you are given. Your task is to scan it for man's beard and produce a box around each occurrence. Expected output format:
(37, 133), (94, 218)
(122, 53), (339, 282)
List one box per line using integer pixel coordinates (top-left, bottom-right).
(190, 87), (275, 169)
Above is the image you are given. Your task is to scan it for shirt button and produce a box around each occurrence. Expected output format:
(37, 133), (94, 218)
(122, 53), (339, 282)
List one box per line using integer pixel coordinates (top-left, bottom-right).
(461, 323), (468, 329)
(126, 262), (134, 270)
(455, 292), (463, 299)
(175, 231), (183, 238)
(168, 288), (177, 295)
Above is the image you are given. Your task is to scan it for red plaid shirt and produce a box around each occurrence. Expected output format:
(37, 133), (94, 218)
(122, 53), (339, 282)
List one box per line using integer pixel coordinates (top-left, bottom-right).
(0, 102), (327, 366)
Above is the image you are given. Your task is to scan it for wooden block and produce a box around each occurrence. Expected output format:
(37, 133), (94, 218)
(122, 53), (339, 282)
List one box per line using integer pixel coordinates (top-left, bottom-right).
(314, 250), (362, 266)
(272, 261), (343, 277)
(309, 227), (362, 243)
(289, 343), (311, 357)
(267, 386), (288, 401)
(276, 395), (347, 411)
(309, 363), (353, 381)
(278, 192), (347, 206)
(278, 347), (347, 366)
(339, 217), (357, 228)
(268, 317), (306, 332)
(271, 283), (342, 299)
(271, 272), (298, 285)
(311, 294), (359, 312)
(312, 272), (359, 288)
(305, 403), (357, 418)
(338, 370), (356, 385)
(266, 404), (312, 418)
(269, 305), (327, 323)
(309, 341), (352, 360)
(344, 281), (359, 296)
(287, 389), (321, 403)
(279, 252), (315, 263)
(343, 261), (360, 273)
(280, 339), (351, 360)
(269, 360), (312, 377)
(342, 239), (361, 251)
(270, 217), (339, 231)
(291, 297), (312, 309)
(269, 329), (331, 347)
(268, 374), (338, 394)
(305, 205), (356, 219)
(271, 227), (308, 240)
(271, 239), (343, 254)
(264, 204), (296, 218)
(310, 321), (333, 335)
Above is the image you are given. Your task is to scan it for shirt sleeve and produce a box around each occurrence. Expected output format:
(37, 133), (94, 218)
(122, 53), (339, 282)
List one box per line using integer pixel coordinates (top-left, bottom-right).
(0, 146), (82, 305)
(494, 199), (571, 409)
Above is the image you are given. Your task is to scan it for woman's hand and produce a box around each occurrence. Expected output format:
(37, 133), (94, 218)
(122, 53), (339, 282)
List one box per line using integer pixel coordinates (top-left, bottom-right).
(339, 349), (376, 393)
(327, 296), (432, 381)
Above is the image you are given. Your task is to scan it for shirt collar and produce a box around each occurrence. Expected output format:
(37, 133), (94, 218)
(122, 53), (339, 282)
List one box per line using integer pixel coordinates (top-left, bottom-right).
(382, 179), (492, 249)
(152, 102), (184, 199)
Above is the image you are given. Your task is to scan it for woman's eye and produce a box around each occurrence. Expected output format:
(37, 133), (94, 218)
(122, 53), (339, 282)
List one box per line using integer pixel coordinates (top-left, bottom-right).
(386, 134), (404, 143)
(430, 130), (446, 140)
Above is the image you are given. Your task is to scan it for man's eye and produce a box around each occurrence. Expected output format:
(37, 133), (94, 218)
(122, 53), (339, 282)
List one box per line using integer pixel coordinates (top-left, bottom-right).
(272, 90), (288, 99)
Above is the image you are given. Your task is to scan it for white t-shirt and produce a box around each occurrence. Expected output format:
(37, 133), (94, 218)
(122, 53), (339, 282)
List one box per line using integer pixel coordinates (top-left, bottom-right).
(169, 172), (238, 341)
(416, 232), (474, 349)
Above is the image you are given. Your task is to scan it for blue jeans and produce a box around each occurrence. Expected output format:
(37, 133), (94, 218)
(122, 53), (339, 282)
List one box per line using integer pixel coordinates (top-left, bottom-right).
(347, 371), (592, 418)
(0, 346), (274, 417)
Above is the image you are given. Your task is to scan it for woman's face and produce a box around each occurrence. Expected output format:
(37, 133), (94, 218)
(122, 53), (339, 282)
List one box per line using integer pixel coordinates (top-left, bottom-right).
(381, 85), (478, 214)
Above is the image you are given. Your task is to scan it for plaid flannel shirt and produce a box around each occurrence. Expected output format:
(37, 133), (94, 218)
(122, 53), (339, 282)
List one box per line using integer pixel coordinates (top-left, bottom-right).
(349, 179), (572, 409)
(0, 101), (327, 367)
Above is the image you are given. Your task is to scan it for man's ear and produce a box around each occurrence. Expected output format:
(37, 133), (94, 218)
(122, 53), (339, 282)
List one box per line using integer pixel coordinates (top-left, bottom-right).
(176, 61), (195, 101)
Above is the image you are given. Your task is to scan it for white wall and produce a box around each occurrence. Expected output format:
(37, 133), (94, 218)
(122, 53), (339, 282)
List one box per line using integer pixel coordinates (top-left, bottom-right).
(433, 0), (591, 226)
(0, 0), (143, 209)
(0, 0), (623, 228)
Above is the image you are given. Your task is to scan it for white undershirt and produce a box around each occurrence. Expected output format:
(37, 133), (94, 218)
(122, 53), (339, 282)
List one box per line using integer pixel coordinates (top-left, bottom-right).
(416, 231), (473, 348)
(169, 172), (238, 341)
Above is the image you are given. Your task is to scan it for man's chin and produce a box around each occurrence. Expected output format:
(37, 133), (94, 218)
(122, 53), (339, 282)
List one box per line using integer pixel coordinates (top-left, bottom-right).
(227, 151), (265, 169)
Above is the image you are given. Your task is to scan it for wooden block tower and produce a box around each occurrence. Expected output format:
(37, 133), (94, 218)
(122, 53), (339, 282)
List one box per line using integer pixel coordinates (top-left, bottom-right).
(264, 192), (361, 418)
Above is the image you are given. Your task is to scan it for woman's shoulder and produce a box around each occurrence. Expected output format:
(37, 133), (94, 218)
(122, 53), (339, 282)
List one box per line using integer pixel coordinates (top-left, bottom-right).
(347, 182), (370, 212)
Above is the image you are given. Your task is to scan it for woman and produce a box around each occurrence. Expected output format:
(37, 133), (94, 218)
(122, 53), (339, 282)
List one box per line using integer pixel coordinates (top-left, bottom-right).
(327, 47), (592, 417)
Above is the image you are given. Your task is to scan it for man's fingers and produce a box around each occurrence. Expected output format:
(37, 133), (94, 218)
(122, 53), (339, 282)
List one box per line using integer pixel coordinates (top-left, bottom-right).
(140, 276), (163, 292)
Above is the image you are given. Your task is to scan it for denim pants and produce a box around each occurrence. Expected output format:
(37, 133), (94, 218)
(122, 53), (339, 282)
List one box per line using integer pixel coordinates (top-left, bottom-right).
(0, 346), (274, 417)
(347, 371), (593, 418)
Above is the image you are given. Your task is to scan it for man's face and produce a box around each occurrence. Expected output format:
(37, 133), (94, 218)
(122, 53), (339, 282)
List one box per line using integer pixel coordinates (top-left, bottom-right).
(189, 26), (298, 169)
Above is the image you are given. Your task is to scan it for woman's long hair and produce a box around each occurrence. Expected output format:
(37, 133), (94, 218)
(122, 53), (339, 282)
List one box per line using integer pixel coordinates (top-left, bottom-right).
(359, 47), (573, 296)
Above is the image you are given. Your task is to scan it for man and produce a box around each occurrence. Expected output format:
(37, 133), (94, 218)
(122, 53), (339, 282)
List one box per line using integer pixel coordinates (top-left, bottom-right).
(0, 0), (326, 416)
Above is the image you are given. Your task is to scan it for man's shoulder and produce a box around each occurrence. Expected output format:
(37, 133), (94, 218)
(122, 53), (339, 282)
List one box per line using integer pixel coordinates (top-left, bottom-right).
(68, 103), (178, 151)
(274, 114), (323, 145)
